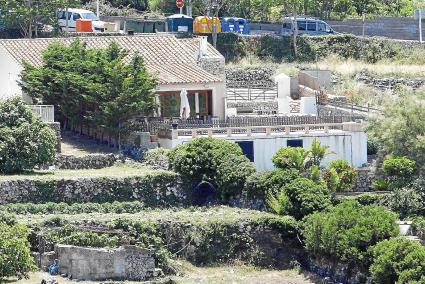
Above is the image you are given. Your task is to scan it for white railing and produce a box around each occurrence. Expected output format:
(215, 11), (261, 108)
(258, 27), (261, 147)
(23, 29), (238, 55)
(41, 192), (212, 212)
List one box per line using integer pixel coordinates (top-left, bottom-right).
(159, 122), (363, 139)
(29, 105), (55, 123)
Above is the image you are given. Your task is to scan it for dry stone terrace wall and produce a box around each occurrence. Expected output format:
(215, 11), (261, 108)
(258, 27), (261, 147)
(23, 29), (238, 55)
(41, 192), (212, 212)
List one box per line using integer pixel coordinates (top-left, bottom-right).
(0, 173), (189, 206)
(356, 72), (425, 91)
(226, 66), (277, 88)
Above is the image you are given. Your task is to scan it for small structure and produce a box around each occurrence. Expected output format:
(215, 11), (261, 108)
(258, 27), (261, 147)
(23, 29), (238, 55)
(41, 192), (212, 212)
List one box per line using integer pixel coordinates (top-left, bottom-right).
(55, 244), (157, 281)
(193, 16), (221, 33)
(167, 14), (193, 33)
(158, 121), (367, 170)
(0, 34), (226, 118)
(221, 17), (249, 34)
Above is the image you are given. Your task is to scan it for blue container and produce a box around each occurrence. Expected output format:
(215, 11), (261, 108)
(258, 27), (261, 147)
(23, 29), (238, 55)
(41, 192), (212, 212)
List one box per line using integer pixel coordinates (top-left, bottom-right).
(221, 17), (249, 34)
(167, 14), (193, 33)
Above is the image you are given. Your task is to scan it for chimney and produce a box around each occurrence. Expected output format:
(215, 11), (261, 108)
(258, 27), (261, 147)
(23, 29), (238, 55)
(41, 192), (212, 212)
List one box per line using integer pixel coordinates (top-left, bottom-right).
(199, 36), (208, 58)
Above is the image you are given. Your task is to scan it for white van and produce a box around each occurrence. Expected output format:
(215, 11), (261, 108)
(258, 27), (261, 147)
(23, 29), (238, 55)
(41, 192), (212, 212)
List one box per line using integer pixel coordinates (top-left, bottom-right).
(281, 17), (336, 36)
(57, 8), (105, 32)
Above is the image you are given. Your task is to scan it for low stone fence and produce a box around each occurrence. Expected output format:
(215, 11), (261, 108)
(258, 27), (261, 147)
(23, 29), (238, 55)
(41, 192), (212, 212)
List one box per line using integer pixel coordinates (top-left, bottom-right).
(354, 168), (372, 192)
(54, 154), (124, 170)
(0, 172), (189, 206)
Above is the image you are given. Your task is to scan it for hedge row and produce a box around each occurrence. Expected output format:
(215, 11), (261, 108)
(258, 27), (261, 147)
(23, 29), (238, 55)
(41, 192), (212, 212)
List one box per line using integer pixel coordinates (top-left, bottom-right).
(25, 208), (299, 271)
(0, 171), (190, 206)
(215, 33), (402, 63)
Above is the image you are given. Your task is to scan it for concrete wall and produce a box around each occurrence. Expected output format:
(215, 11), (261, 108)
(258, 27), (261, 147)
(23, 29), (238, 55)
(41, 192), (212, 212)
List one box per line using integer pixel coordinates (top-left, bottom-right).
(159, 130), (368, 170)
(0, 47), (31, 102)
(328, 17), (425, 41)
(56, 245), (156, 281)
(248, 17), (425, 41)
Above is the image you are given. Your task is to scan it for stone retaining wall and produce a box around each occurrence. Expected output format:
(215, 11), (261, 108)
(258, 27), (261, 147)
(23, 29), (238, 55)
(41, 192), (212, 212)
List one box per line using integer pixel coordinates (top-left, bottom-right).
(55, 245), (157, 281)
(226, 66), (276, 88)
(356, 72), (425, 91)
(55, 154), (124, 170)
(354, 168), (372, 192)
(0, 172), (188, 206)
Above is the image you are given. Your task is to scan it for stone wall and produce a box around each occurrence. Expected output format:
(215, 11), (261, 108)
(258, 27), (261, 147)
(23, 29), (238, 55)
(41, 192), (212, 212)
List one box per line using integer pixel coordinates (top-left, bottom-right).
(225, 66), (277, 88)
(55, 154), (124, 170)
(227, 101), (278, 114)
(356, 72), (425, 91)
(55, 245), (157, 281)
(47, 122), (61, 152)
(0, 172), (188, 206)
(199, 57), (226, 81)
(354, 168), (372, 192)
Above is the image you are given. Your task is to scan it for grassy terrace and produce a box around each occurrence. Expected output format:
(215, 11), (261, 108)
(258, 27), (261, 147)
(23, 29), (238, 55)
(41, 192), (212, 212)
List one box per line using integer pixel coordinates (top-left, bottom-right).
(0, 163), (162, 181)
(13, 206), (289, 226)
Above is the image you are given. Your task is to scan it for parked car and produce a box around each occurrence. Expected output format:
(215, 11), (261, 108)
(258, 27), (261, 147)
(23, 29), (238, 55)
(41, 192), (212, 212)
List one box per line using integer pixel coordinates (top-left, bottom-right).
(57, 8), (105, 32)
(281, 17), (336, 36)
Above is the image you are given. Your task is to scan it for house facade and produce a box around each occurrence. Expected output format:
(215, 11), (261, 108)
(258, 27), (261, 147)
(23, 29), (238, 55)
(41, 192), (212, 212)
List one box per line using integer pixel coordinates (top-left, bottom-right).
(0, 34), (226, 118)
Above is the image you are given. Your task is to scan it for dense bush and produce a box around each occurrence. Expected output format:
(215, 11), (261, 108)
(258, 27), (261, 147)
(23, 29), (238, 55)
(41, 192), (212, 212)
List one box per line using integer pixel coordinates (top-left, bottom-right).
(244, 168), (302, 200)
(411, 216), (425, 241)
(302, 201), (398, 270)
(368, 93), (425, 170)
(169, 138), (243, 182)
(271, 177), (331, 220)
(383, 156), (416, 186)
(0, 98), (57, 173)
(169, 138), (253, 200)
(142, 148), (170, 170)
(216, 154), (256, 200)
(369, 237), (425, 284)
(0, 223), (35, 280)
(215, 32), (247, 62)
(367, 136), (380, 155)
(323, 159), (357, 192)
(272, 147), (309, 171)
(382, 188), (425, 218)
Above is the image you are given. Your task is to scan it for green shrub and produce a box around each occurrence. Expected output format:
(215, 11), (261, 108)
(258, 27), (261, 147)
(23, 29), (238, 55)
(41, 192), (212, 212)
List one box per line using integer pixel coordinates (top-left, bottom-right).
(0, 211), (17, 226)
(216, 32), (247, 61)
(272, 147), (309, 171)
(382, 188), (424, 219)
(216, 154), (256, 200)
(411, 216), (425, 241)
(302, 201), (399, 269)
(367, 136), (380, 155)
(142, 148), (170, 170)
(0, 97), (57, 173)
(323, 159), (357, 192)
(383, 156), (416, 186)
(369, 237), (425, 284)
(0, 223), (35, 280)
(278, 177), (332, 220)
(372, 179), (390, 191)
(244, 168), (302, 200)
(0, 201), (146, 215)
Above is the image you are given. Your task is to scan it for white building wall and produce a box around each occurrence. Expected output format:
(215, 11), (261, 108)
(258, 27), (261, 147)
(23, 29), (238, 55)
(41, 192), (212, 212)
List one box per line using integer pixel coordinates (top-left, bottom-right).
(159, 131), (368, 171)
(156, 81), (226, 119)
(0, 47), (31, 102)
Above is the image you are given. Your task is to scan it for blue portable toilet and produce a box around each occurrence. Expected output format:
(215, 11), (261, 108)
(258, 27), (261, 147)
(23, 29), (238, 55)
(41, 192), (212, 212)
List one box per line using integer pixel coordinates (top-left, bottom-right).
(234, 17), (249, 34)
(167, 14), (193, 33)
(221, 17), (249, 34)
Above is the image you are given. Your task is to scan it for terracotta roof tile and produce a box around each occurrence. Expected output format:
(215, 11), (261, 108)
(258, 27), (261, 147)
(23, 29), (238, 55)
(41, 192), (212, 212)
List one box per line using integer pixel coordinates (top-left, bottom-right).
(0, 34), (223, 85)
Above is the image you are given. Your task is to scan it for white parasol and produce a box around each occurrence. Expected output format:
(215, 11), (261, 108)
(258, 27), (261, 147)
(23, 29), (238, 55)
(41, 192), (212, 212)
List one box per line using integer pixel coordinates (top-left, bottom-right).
(180, 89), (191, 119)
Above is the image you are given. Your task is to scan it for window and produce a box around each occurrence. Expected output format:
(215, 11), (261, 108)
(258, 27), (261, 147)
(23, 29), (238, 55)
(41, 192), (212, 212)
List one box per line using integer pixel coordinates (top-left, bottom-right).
(236, 141), (254, 162)
(72, 13), (81, 21)
(82, 12), (99, 21)
(287, 139), (303, 148)
(297, 21), (306, 31)
(283, 22), (292, 29)
(58, 11), (71, 20)
(307, 21), (317, 31)
(318, 22), (326, 32)
(325, 24), (332, 33)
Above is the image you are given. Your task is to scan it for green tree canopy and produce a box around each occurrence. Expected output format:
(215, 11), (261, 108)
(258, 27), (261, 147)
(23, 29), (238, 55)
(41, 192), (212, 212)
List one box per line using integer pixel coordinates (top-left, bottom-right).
(20, 39), (157, 144)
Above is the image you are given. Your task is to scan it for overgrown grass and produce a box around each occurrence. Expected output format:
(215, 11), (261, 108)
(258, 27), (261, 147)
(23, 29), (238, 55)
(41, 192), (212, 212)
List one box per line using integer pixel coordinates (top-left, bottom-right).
(0, 163), (158, 181)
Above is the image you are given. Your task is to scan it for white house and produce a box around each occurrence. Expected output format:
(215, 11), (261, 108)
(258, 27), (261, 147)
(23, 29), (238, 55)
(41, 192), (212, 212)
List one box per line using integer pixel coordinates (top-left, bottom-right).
(158, 121), (368, 170)
(0, 34), (227, 118)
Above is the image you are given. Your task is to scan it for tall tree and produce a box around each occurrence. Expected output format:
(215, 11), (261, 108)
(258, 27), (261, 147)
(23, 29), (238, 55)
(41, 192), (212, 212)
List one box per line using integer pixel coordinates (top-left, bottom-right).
(20, 39), (157, 147)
